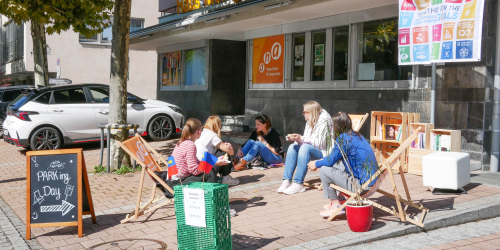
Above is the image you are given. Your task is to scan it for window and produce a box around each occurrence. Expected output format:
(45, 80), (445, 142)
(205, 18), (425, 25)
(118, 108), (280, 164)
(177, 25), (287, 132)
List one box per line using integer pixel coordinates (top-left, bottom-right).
(292, 33), (305, 81)
(311, 30), (326, 81)
(2, 21), (24, 63)
(89, 88), (110, 103)
(79, 18), (143, 44)
(333, 26), (349, 81)
(52, 88), (87, 104)
(357, 18), (412, 81)
(184, 48), (206, 86)
(1, 90), (22, 102)
(33, 92), (52, 104)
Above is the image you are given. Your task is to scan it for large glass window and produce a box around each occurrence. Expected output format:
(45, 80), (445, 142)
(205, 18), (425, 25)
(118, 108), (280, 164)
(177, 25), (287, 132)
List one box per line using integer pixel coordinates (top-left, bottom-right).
(311, 30), (326, 81)
(2, 22), (23, 63)
(357, 18), (412, 81)
(79, 18), (143, 43)
(333, 27), (349, 81)
(130, 19), (144, 33)
(292, 33), (305, 82)
(184, 48), (206, 86)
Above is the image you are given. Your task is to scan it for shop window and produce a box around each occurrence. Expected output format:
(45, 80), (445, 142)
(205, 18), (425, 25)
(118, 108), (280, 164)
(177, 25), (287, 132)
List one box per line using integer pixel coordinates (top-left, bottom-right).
(311, 30), (326, 81)
(333, 26), (349, 81)
(159, 51), (182, 90)
(292, 33), (305, 82)
(357, 18), (412, 81)
(184, 48), (206, 86)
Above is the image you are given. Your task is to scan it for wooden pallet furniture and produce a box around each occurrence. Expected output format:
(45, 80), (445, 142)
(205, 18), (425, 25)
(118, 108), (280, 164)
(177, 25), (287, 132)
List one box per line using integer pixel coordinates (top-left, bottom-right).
(407, 123), (434, 176)
(327, 127), (429, 228)
(117, 134), (175, 224)
(370, 111), (420, 173)
(407, 128), (461, 176)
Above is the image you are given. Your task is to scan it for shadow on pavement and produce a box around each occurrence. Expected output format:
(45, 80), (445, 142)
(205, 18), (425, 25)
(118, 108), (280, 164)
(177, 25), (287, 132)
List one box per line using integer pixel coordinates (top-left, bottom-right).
(230, 197), (266, 213)
(233, 233), (282, 249)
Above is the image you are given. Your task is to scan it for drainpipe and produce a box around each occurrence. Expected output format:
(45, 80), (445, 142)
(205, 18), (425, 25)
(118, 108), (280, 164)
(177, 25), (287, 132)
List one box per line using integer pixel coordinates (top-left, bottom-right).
(489, 0), (500, 172)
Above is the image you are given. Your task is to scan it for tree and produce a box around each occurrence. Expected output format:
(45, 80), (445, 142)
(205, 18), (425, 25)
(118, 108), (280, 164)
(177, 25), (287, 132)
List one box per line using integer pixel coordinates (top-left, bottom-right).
(108, 0), (132, 170)
(0, 0), (113, 87)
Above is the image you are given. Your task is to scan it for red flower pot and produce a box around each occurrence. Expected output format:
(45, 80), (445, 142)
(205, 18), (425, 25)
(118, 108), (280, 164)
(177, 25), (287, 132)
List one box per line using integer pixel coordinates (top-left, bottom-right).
(346, 201), (373, 232)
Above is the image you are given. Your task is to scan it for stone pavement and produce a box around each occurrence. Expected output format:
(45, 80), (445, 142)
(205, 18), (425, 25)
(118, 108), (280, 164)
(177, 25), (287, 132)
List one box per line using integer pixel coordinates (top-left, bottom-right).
(339, 216), (500, 250)
(1, 134), (500, 249)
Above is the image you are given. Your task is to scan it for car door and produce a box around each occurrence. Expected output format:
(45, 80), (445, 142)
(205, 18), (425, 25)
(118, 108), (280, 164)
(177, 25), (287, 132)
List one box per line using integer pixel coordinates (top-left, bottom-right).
(48, 87), (97, 140)
(88, 87), (145, 136)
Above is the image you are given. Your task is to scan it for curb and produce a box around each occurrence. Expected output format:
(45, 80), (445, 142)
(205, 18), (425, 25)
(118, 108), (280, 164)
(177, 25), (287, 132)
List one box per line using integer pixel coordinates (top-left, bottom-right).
(316, 200), (500, 250)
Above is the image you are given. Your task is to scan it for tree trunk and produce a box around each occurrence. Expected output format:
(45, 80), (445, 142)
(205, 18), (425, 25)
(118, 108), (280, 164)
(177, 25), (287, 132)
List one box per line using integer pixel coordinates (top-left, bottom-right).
(109, 0), (133, 170)
(31, 21), (49, 88)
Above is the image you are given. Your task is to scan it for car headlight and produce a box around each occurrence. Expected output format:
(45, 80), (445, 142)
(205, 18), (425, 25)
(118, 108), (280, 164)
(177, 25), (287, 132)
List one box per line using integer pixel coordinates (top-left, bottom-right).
(169, 106), (183, 114)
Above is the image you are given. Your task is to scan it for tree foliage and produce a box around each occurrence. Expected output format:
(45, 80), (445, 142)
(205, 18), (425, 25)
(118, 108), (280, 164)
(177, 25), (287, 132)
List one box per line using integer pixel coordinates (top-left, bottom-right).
(0, 0), (114, 38)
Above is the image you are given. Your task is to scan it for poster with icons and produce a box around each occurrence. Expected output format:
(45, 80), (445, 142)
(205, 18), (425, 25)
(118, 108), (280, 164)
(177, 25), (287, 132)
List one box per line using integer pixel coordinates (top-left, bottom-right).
(398, 0), (484, 65)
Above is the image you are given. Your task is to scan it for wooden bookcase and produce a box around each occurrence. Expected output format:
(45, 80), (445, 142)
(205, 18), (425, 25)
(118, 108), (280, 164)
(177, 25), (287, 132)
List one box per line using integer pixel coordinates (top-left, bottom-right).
(430, 129), (461, 152)
(407, 123), (434, 176)
(370, 111), (420, 172)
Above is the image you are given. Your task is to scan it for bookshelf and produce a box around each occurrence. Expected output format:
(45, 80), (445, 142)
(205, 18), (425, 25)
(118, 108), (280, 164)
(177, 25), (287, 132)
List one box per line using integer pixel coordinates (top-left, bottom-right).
(407, 123), (434, 176)
(370, 111), (420, 172)
(407, 128), (461, 176)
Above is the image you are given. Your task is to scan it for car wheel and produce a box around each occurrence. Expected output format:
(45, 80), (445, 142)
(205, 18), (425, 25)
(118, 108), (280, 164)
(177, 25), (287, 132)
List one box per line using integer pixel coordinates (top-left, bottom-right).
(30, 127), (62, 151)
(148, 115), (174, 141)
(0, 117), (4, 139)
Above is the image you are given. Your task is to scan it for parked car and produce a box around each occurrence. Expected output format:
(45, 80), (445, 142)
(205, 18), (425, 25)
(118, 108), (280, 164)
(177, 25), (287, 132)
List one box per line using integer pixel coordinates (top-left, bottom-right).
(3, 83), (184, 150)
(0, 85), (35, 138)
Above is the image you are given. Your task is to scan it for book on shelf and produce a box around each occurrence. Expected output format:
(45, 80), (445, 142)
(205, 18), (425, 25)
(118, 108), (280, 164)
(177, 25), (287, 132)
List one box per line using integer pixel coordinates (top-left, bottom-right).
(410, 132), (426, 150)
(381, 124), (402, 141)
(430, 133), (451, 152)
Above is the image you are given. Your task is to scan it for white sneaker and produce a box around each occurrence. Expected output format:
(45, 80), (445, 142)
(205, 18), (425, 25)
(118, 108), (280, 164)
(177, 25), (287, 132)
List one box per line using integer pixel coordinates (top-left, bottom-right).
(221, 175), (239, 186)
(283, 183), (305, 195)
(277, 180), (291, 193)
(230, 208), (237, 217)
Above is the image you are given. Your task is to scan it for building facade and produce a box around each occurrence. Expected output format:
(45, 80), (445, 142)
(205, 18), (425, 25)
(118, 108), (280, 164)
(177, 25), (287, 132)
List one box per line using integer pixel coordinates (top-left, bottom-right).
(130, 0), (498, 171)
(1, 0), (160, 99)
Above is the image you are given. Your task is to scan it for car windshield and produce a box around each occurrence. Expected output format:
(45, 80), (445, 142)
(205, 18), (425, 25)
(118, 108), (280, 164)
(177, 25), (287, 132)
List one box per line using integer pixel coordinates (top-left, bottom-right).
(9, 91), (34, 110)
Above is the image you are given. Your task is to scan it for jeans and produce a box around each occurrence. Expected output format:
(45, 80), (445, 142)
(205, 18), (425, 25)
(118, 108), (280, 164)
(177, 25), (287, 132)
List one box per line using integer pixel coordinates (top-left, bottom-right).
(241, 139), (282, 164)
(283, 143), (323, 184)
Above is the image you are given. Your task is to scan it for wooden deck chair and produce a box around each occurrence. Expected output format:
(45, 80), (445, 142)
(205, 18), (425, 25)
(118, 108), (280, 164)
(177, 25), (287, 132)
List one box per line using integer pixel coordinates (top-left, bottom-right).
(304, 113), (369, 191)
(116, 134), (176, 224)
(326, 126), (429, 227)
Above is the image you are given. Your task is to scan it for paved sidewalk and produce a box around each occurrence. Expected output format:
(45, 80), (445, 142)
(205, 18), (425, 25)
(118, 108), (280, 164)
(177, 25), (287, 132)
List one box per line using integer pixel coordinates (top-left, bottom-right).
(1, 134), (500, 249)
(340, 216), (500, 250)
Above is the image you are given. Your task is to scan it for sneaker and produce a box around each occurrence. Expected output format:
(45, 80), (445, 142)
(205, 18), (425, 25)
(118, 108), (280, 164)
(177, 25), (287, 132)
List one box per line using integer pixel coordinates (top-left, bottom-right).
(320, 205), (346, 217)
(324, 200), (346, 209)
(230, 208), (237, 217)
(221, 175), (240, 186)
(277, 180), (291, 193)
(283, 183), (305, 195)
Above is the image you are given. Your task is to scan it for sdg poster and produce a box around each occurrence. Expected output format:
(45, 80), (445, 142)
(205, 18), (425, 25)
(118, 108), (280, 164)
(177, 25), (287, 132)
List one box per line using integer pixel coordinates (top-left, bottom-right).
(398, 0), (485, 65)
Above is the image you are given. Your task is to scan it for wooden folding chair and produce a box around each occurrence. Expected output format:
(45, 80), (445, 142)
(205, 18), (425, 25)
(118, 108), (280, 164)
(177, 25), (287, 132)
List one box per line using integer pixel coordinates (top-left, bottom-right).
(116, 134), (176, 223)
(304, 113), (369, 191)
(326, 126), (429, 227)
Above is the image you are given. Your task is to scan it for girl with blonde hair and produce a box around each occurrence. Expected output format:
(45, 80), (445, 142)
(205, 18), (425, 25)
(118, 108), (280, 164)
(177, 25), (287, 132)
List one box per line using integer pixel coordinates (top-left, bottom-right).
(195, 116), (239, 185)
(278, 101), (333, 195)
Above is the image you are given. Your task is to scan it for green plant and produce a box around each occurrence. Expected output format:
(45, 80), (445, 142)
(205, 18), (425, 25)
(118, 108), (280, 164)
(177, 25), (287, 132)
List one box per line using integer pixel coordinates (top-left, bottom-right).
(93, 165), (106, 173)
(114, 165), (141, 175)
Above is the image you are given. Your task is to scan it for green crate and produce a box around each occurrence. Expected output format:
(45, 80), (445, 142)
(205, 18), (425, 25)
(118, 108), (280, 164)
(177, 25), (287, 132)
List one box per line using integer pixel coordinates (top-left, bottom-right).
(174, 182), (232, 250)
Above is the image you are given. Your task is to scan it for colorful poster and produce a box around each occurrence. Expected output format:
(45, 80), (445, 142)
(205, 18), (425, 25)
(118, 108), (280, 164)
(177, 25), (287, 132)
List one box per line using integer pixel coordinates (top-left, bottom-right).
(294, 45), (304, 66)
(398, 0), (485, 64)
(314, 44), (325, 66)
(161, 51), (181, 87)
(252, 35), (284, 84)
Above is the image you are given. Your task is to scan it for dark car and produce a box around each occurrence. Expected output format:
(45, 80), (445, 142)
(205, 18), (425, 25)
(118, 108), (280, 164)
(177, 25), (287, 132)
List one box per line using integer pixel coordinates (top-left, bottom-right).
(0, 85), (35, 138)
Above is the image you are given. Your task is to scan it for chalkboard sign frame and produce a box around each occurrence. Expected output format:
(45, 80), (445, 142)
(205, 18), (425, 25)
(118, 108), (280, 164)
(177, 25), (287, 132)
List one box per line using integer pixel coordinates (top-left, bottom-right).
(26, 148), (96, 239)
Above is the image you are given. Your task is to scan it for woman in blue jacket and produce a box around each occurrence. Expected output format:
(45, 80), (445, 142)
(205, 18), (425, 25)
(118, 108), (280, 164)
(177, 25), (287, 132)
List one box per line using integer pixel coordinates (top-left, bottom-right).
(307, 111), (379, 217)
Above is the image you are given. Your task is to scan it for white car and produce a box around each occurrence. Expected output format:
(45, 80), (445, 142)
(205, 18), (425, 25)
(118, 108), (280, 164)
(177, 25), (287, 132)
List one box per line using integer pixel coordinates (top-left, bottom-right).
(3, 84), (184, 150)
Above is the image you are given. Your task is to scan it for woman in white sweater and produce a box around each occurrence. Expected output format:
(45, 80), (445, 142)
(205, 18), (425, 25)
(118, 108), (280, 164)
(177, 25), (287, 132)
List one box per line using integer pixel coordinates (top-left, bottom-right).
(278, 101), (333, 195)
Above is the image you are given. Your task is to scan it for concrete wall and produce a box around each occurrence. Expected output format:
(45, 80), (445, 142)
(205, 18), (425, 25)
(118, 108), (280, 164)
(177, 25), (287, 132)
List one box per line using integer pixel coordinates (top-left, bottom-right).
(244, 0), (498, 171)
(8, 0), (160, 99)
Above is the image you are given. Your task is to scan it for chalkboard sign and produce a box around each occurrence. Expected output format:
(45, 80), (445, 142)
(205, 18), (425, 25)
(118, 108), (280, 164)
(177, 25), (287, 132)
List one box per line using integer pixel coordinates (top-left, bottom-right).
(26, 149), (96, 239)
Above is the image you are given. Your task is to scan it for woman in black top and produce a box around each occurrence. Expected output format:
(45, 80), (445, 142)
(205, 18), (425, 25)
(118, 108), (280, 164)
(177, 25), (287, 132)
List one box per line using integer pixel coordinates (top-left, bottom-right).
(234, 114), (284, 171)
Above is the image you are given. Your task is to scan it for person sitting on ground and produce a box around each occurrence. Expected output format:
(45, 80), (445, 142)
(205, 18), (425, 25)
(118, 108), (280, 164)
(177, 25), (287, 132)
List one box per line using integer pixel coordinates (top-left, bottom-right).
(277, 101), (333, 195)
(233, 114), (284, 171)
(171, 118), (226, 183)
(307, 111), (379, 217)
(195, 116), (239, 185)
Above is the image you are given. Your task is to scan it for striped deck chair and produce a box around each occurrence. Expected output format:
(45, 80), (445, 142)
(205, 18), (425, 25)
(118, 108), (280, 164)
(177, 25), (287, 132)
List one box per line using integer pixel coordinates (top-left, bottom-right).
(327, 126), (429, 227)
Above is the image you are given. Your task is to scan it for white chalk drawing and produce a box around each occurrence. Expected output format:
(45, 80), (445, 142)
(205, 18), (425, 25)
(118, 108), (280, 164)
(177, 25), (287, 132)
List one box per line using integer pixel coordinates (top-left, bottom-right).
(31, 156), (39, 168)
(64, 185), (74, 201)
(48, 160), (65, 170)
(40, 200), (75, 216)
(33, 190), (44, 205)
(32, 212), (38, 220)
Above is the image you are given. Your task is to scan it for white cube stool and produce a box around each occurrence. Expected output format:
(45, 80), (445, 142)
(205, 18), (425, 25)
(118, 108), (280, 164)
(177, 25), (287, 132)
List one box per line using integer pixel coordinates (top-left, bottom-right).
(422, 152), (470, 190)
